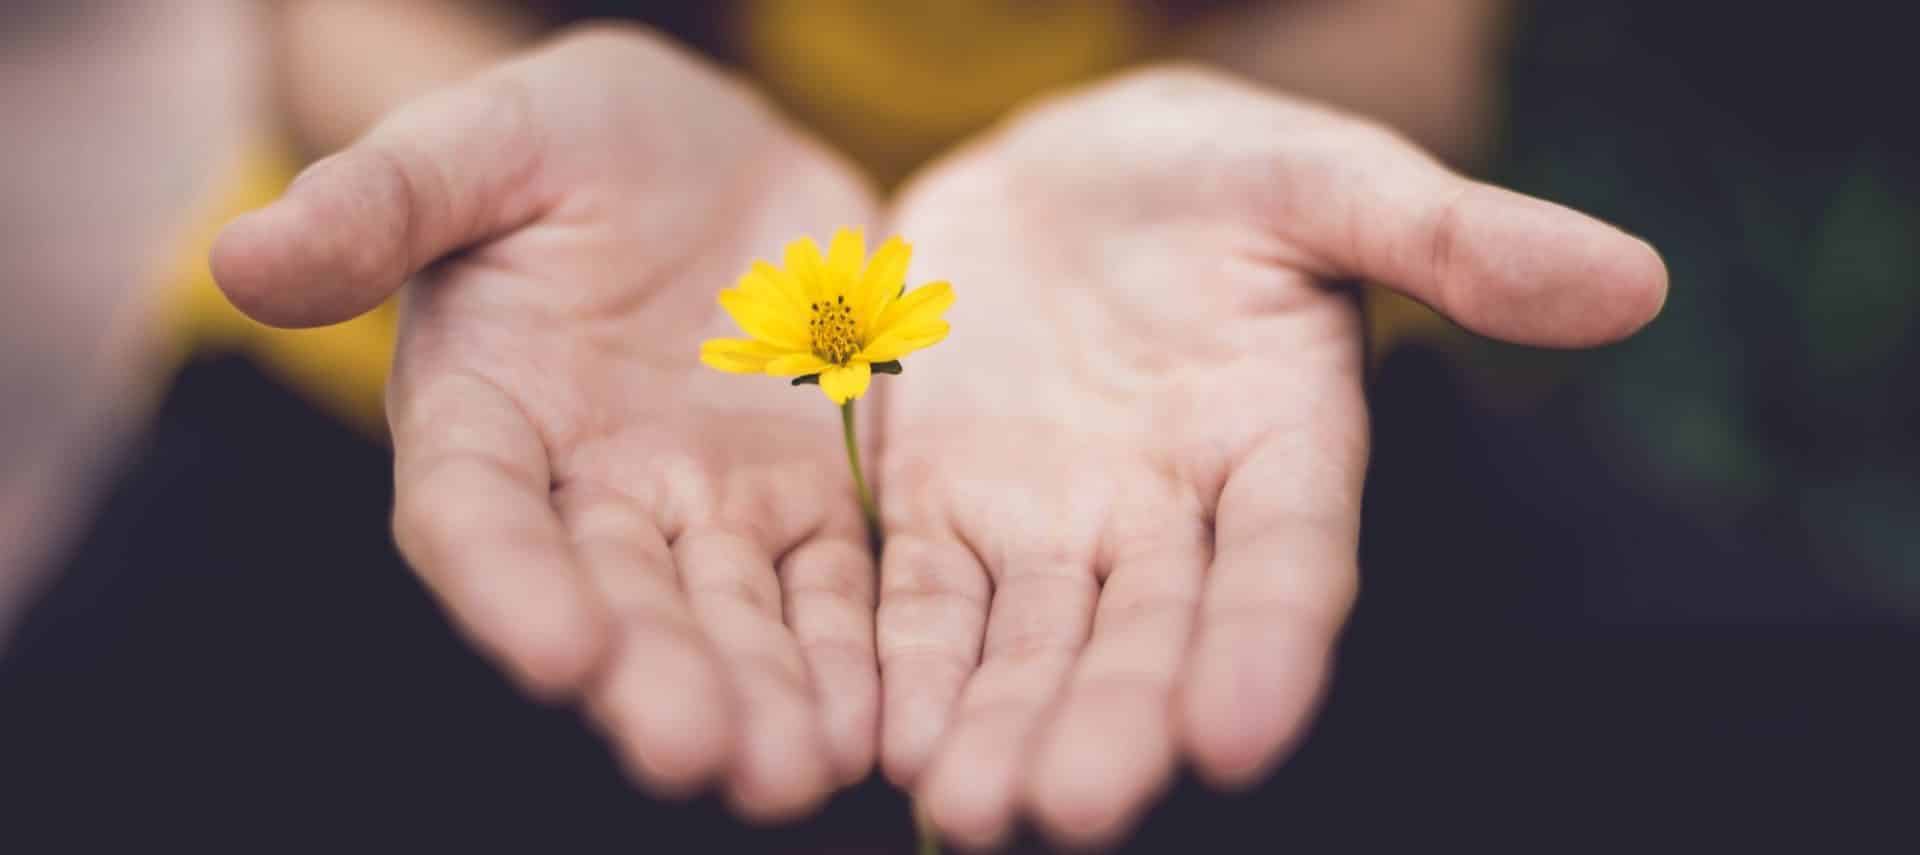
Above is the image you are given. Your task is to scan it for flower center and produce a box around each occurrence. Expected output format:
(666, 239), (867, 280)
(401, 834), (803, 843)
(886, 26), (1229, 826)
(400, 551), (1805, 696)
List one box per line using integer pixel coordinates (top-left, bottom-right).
(809, 294), (860, 364)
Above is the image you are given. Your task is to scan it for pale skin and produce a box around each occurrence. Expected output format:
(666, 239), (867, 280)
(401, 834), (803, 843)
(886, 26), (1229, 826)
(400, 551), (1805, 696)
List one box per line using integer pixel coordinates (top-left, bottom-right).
(878, 68), (1664, 849)
(217, 28), (885, 821)
(212, 25), (1666, 851)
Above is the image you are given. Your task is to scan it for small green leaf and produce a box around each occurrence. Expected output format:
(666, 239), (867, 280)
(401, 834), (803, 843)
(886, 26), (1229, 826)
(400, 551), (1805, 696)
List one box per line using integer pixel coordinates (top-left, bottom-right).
(795, 363), (900, 385)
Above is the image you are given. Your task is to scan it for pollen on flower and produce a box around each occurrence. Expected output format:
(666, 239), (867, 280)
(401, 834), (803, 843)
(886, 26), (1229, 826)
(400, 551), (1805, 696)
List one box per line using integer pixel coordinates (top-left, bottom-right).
(699, 228), (953, 405)
(810, 295), (861, 364)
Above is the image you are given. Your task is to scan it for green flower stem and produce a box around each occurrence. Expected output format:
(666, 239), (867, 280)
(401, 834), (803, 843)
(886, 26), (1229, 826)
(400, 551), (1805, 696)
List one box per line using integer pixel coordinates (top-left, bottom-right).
(841, 401), (937, 854)
(917, 809), (940, 855)
(841, 400), (880, 550)
(842, 401), (938, 854)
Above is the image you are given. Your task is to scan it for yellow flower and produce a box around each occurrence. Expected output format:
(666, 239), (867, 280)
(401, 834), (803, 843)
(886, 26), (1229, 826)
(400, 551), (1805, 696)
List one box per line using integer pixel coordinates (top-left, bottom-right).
(700, 228), (953, 404)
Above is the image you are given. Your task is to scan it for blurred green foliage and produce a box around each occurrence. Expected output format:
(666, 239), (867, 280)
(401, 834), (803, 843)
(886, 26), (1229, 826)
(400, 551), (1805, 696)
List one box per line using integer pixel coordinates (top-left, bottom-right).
(1468, 4), (1919, 614)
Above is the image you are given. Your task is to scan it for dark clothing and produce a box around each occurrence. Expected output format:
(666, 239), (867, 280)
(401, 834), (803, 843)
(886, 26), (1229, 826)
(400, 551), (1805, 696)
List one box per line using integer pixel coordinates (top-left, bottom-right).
(3, 353), (1912, 852)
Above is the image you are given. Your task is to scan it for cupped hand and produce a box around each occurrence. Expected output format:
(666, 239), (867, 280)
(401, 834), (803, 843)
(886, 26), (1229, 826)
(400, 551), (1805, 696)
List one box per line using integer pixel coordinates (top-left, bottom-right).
(211, 26), (882, 820)
(874, 66), (1667, 849)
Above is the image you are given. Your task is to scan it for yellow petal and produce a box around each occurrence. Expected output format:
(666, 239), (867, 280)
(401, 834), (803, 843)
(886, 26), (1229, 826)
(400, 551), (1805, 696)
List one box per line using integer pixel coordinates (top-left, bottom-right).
(784, 236), (827, 302)
(860, 321), (949, 362)
(739, 260), (807, 314)
(765, 352), (830, 377)
(854, 237), (911, 331)
(700, 337), (791, 373)
(824, 228), (866, 297)
(718, 288), (809, 350)
(817, 361), (872, 404)
(872, 281), (954, 340)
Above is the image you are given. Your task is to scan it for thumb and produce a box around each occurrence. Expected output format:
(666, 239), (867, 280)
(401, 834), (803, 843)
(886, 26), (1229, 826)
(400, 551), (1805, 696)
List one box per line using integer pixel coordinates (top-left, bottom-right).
(210, 79), (547, 328)
(1282, 125), (1669, 349)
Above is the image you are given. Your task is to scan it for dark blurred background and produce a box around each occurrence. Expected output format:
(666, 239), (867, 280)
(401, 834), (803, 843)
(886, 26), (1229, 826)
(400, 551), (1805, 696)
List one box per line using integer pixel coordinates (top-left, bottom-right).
(4, 2), (1915, 851)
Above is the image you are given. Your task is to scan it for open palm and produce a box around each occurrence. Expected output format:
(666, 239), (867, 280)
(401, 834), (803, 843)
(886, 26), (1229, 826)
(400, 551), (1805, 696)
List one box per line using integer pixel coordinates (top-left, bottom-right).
(213, 27), (881, 820)
(212, 31), (1667, 845)
(874, 68), (1667, 849)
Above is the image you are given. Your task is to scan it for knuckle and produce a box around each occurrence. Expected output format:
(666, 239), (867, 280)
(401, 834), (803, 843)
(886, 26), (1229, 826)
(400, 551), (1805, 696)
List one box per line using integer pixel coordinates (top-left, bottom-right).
(1428, 185), (1476, 314)
(784, 556), (871, 606)
(989, 624), (1082, 663)
(508, 625), (603, 697)
(331, 145), (417, 284)
(388, 493), (439, 569)
(798, 634), (875, 677)
(1098, 590), (1197, 632)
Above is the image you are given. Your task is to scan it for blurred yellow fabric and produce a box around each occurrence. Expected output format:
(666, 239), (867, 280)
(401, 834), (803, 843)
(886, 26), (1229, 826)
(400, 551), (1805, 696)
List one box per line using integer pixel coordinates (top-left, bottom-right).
(164, 143), (396, 441)
(165, 3), (1451, 437)
(739, 0), (1146, 189)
